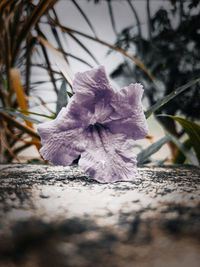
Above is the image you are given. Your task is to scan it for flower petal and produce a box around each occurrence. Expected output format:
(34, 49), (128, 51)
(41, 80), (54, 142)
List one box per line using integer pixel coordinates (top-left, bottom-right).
(73, 65), (112, 94)
(78, 127), (137, 183)
(73, 66), (113, 116)
(37, 107), (86, 165)
(105, 83), (148, 140)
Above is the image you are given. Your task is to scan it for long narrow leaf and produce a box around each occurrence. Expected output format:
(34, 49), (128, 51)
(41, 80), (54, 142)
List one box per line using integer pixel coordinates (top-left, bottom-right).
(168, 134), (198, 165)
(10, 68), (33, 128)
(145, 77), (200, 118)
(51, 8), (70, 64)
(51, 7), (95, 68)
(1, 113), (40, 140)
(107, 0), (117, 36)
(50, 26), (69, 64)
(51, 20), (154, 81)
(11, 1), (25, 50)
(137, 135), (171, 164)
(30, 96), (55, 115)
(164, 116), (200, 163)
(1, 106), (54, 119)
(127, 0), (143, 54)
(58, 50), (93, 68)
(12, 0), (58, 63)
(5, 126), (40, 146)
(127, 0), (142, 39)
(25, 37), (31, 94)
(1, 132), (20, 162)
(7, 143), (32, 163)
(0, 109), (40, 124)
(31, 64), (61, 75)
(173, 139), (192, 164)
(38, 36), (74, 86)
(0, 0), (17, 14)
(67, 32), (99, 65)
(13, 143), (33, 155)
(71, 0), (97, 37)
(146, 0), (152, 42)
(36, 26), (58, 94)
(56, 80), (68, 116)
(4, 18), (11, 93)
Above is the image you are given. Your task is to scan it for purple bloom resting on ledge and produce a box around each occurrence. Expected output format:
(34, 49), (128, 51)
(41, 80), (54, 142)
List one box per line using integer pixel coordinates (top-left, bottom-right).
(37, 66), (148, 183)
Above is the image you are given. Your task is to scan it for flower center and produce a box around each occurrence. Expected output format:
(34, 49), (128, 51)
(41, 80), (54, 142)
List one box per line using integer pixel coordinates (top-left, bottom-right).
(89, 116), (97, 125)
(88, 122), (108, 132)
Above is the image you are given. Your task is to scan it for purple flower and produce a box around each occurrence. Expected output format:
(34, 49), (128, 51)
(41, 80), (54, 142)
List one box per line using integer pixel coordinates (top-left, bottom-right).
(37, 66), (148, 183)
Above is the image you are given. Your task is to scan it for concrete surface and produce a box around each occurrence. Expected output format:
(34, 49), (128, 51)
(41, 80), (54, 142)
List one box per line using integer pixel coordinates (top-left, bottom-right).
(0, 164), (200, 267)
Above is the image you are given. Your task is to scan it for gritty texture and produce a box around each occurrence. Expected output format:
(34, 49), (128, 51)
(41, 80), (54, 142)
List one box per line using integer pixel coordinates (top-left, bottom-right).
(0, 164), (200, 267)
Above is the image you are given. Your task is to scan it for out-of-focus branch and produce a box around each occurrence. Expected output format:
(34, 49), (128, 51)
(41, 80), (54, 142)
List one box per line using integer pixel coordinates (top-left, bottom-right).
(146, 0), (152, 43)
(107, 0), (118, 36)
(53, 20), (154, 81)
(71, 0), (97, 37)
(127, 0), (143, 54)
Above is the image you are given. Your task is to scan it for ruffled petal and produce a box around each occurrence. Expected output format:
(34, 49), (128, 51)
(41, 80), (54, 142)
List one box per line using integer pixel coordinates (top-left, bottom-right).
(73, 65), (112, 95)
(37, 66), (148, 184)
(73, 66), (113, 122)
(78, 127), (137, 183)
(105, 83), (148, 140)
(37, 107), (87, 165)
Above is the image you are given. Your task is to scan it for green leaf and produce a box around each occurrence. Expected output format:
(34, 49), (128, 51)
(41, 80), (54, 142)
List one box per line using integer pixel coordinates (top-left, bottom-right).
(168, 134), (198, 165)
(137, 135), (171, 165)
(56, 80), (68, 116)
(1, 107), (54, 119)
(67, 91), (73, 98)
(173, 139), (193, 164)
(0, 109), (40, 124)
(145, 77), (200, 118)
(168, 116), (200, 163)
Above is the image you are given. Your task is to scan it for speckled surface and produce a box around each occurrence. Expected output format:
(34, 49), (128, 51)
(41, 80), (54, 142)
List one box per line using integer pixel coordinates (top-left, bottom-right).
(0, 164), (200, 267)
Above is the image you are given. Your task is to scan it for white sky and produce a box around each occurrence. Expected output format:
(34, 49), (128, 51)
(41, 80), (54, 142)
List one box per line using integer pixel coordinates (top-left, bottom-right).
(53, 0), (171, 73)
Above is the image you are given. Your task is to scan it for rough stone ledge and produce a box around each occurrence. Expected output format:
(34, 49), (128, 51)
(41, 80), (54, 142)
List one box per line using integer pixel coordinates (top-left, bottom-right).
(0, 164), (200, 267)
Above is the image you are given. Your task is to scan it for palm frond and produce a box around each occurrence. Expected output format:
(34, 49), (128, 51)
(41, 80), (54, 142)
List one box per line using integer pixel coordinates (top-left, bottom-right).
(38, 36), (74, 86)
(51, 20), (154, 81)
(71, 0), (97, 37)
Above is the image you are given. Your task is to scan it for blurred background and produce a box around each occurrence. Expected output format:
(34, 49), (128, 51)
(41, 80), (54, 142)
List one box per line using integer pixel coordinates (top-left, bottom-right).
(0, 0), (199, 165)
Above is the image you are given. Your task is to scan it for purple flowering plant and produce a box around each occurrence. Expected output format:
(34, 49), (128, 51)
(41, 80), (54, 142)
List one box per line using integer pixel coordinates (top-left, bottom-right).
(37, 66), (148, 183)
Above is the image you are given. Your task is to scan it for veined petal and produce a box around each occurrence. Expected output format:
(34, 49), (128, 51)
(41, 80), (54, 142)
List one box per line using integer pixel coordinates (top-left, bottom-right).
(105, 83), (148, 140)
(78, 127), (137, 183)
(37, 66), (148, 184)
(73, 66), (113, 115)
(73, 65), (112, 94)
(37, 107), (86, 165)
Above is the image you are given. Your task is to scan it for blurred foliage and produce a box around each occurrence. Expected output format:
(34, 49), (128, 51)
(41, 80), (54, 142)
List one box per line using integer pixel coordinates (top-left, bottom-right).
(0, 0), (58, 162)
(109, 0), (200, 162)
(111, 1), (200, 116)
(169, 115), (200, 163)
